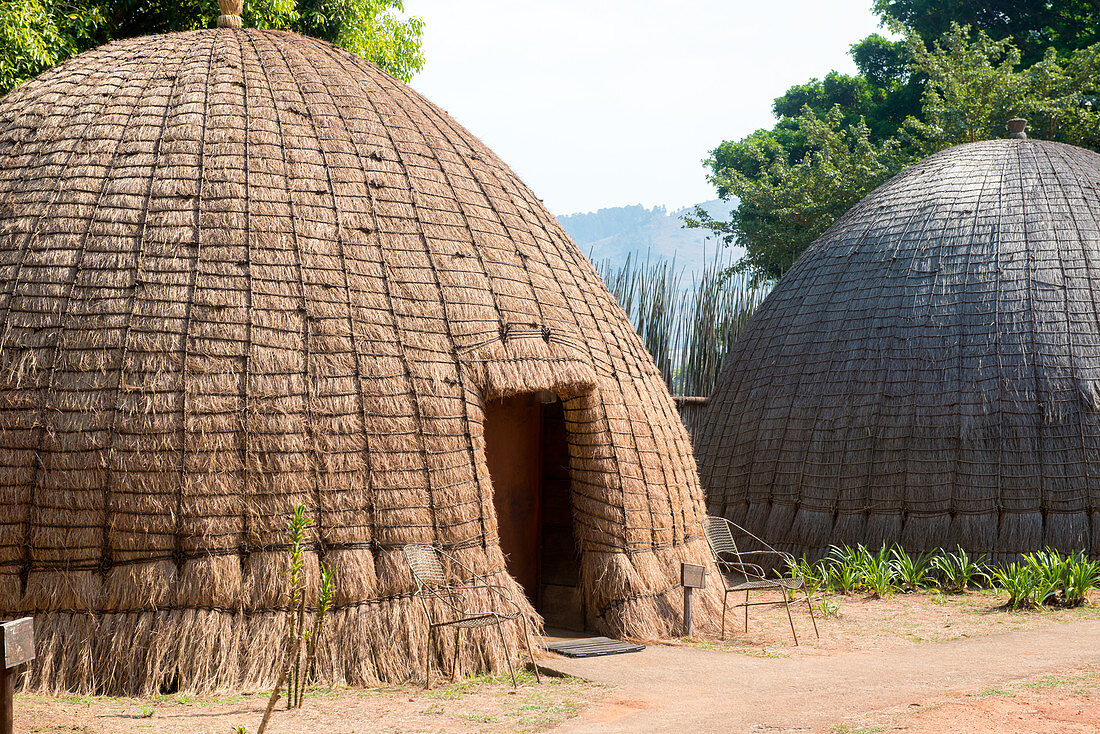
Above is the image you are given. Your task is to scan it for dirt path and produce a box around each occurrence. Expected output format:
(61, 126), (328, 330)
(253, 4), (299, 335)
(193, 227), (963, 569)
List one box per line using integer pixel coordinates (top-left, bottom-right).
(15, 595), (1100, 733)
(545, 619), (1100, 733)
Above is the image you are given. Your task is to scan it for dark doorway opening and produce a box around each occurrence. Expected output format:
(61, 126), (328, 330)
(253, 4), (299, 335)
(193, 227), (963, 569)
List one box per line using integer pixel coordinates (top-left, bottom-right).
(484, 393), (586, 630)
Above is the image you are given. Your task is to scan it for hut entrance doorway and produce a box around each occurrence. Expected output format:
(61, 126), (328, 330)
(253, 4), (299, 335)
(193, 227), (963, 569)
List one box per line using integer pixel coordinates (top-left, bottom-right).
(484, 393), (586, 630)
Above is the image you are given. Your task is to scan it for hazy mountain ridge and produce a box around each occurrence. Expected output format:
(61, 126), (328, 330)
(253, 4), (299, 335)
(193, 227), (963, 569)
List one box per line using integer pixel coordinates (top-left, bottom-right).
(556, 199), (740, 277)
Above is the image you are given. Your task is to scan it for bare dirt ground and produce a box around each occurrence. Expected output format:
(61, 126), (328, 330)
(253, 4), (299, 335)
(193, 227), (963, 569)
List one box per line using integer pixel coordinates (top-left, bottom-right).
(832, 669), (1100, 733)
(14, 591), (1100, 734)
(15, 671), (605, 734)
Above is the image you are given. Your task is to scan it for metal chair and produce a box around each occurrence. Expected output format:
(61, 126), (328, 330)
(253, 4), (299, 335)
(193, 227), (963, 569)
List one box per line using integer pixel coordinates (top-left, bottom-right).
(703, 515), (819, 644)
(402, 543), (541, 689)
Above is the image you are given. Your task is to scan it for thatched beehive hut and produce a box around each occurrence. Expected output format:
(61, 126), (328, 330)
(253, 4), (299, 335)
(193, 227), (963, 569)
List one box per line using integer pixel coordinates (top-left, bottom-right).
(0, 24), (716, 694)
(697, 138), (1100, 563)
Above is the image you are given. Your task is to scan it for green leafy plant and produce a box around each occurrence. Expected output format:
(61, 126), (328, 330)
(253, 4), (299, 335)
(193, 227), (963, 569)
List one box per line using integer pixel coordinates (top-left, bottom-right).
(1024, 549), (1067, 602)
(813, 598), (840, 617)
(788, 556), (826, 596)
(989, 562), (1049, 609)
(889, 545), (935, 591)
(1061, 552), (1100, 606)
(691, 20), (1100, 284)
(858, 544), (896, 599)
(931, 546), (990, 592)
(822, 546), (864, 594)
(257, 505), (337, 734)
(0, 0), (425, 96)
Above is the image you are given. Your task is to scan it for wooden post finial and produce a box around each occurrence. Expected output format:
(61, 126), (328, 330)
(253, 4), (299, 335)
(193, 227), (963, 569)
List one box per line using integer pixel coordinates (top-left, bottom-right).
(218, 0), (244, 28)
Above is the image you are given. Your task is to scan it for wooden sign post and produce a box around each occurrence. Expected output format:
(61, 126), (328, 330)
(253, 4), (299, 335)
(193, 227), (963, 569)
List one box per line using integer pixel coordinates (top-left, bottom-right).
(680, 563), (706, 638)
(1, 617), (34, 734)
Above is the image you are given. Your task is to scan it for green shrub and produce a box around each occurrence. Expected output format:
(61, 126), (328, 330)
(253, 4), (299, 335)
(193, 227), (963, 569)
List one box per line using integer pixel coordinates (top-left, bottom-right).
(859, 545), (896, 599)
(1061, 553), (1100, 606)
(930, 547), (990, 592)
(822, 545), (864, 594)
(889, 546), (935, 591)
(792, 544), (1098, 608)
(989, 561), (1051, 609)
(788, 557), (826, 597)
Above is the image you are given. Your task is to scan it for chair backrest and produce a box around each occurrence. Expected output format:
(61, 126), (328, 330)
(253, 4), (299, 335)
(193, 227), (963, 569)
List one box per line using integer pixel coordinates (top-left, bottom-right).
(703, 515), (742, 566)
(403, 544), (447, 590)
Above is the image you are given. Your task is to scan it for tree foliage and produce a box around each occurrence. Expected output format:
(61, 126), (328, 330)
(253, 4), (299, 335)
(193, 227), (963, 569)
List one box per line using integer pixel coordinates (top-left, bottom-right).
(686, 108), (911, 282)
(694, 15), (1100, 284)
(0, 1), (104, 94)
(873, 0), (1100, 66)
(0, 0), (424, 95)
(908, 24), (1100, 149)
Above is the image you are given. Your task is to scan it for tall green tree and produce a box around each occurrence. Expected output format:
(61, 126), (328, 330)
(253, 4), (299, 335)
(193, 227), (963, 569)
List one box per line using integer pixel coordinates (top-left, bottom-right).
(686, 107), (913, 282)
(907, 23), (1100, 149)
(694, 22), (1100, 284)
(874, 0), (1100, 65)
(0, 0), (424, 96)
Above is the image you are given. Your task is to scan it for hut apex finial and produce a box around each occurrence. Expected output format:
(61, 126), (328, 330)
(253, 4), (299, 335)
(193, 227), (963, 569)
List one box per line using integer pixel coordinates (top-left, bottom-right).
(217, 0), (243, 28)
(1007, 118), (1028, 140)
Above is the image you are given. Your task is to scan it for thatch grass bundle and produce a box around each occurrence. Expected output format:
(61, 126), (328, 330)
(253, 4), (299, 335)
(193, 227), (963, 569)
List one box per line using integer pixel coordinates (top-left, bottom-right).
(698, 139), (1100, 565)
(0, 28), (720, 694)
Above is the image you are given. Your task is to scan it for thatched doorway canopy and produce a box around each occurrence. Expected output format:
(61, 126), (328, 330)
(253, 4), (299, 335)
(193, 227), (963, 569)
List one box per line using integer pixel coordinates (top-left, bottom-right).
(0, 27), (716, 694)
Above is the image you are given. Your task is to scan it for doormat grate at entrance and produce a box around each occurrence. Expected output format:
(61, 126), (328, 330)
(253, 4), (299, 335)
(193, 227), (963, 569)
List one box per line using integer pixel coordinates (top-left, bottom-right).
(542, 637), (645, 658)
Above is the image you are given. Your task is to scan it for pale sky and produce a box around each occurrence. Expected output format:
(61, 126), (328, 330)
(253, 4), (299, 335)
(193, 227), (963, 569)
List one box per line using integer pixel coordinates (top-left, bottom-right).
(408, 1), (887, 216)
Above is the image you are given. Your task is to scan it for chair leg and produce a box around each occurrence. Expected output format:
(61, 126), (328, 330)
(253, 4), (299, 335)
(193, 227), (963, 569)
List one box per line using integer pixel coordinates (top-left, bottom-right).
(495, 622), (518, 688)
(721, 593), (727, 640)
(424, 627), (433, 690)
(520, 617), (541, 683)
(782, 589), (799, 646)
(804, 587), (819, 638)
(452, 627), (461, 682)
(744, 590), (750, 633)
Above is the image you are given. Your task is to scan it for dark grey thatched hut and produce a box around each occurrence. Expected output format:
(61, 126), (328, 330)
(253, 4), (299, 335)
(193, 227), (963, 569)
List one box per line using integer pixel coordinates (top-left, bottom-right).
(0, 26), (718, 694)
(697, 138), (1100, 563)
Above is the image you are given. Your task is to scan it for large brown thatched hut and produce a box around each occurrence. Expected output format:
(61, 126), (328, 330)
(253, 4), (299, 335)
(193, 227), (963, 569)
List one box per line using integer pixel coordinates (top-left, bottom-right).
(697, 138), (1100, 563)
(0, 26), (717, 694)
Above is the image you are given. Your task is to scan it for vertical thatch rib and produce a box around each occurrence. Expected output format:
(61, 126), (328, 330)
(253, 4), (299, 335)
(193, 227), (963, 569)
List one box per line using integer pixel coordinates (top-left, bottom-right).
(698, 139), (1100, 564)
(0, 28), (720, 694)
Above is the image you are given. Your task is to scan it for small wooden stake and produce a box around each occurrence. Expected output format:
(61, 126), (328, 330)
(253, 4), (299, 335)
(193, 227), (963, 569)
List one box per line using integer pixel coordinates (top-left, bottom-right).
(683, 586), (693, 637)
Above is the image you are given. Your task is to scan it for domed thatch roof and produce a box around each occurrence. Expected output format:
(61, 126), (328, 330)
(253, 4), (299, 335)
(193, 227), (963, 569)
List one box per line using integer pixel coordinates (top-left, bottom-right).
(697, 139), (1100, 562)
(0, 28), (715, 694)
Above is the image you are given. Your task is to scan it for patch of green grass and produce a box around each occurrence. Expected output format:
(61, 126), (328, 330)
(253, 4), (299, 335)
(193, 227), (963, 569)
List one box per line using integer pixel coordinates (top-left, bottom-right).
(144, 691), (266, 707)
(458, 711), (498, 723)
(831, 724), (885, 734)
(741, 647), (790, 658)
(1021, 675), (1077, 690)
(510, 697), (584, 728)
(966, 688), (1015, 697)
(424, 669), (543, 700)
